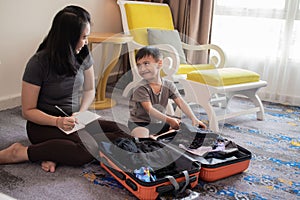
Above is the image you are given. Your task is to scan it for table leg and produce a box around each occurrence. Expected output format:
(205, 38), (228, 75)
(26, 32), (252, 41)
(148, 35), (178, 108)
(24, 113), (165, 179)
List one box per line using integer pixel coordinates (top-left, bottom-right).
(90, 43), (122, 109)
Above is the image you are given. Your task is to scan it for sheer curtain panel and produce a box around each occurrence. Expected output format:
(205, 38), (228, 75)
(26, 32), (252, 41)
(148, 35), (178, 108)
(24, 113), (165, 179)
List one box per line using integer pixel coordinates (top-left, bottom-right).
(211, 0), (300, 106)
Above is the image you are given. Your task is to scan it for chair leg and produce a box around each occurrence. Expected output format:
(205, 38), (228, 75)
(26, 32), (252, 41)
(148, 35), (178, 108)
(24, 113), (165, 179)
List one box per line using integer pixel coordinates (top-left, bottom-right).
(122, 84), (132, 98)
(211, 93), (227, 108)
(203, 103), (219, 132)
(166, 99), (175, 116)
(190, 91), (220, 132)
(222, 93), (235, 108)
(174, 105), (182, 118)
(178, 79), (221, 132)
(251, 93), (265, 120)
(233, 89), (265, 121)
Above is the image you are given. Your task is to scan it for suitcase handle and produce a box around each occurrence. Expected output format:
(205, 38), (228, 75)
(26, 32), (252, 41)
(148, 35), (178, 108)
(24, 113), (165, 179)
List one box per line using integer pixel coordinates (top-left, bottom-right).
(156, 173), (197, 194)
(165, 170), (189, 193)
(180, 170), (190, 193)
(165, 175), (180, 190)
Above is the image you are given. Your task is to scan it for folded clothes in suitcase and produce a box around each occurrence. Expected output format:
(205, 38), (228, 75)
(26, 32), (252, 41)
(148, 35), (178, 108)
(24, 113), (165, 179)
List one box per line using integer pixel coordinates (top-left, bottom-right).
(95, 131), (201, 200)
(155, 123), (252, 182)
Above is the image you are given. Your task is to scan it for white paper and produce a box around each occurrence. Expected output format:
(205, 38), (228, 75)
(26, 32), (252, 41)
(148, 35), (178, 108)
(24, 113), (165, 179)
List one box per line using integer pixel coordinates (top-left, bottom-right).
(60, 110), (101, 135)
(75, 110), (101, 126)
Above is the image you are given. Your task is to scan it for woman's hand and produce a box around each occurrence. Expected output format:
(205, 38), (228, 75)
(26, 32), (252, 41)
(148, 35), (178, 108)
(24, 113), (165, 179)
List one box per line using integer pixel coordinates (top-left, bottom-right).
(56, 116), (77, 131)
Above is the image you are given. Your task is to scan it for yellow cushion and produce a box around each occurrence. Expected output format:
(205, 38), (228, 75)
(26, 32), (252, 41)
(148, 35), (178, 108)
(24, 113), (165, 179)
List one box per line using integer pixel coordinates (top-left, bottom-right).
(124, 3), (174, 45)
(160, 64), (215, 77)
(177, 64), (216, 74)
(187, 68), (260, 86)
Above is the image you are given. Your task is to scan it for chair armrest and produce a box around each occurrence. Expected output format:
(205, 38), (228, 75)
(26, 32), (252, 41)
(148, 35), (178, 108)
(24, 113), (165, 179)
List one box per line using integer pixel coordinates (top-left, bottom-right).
(181, 43), (225, 68)
(127, 41), (145, 82)
(152, 44), (180, 80)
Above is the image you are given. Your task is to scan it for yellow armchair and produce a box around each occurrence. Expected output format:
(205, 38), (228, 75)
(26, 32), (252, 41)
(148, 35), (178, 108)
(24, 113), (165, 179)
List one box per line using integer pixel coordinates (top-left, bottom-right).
(117, 0), (267, 132)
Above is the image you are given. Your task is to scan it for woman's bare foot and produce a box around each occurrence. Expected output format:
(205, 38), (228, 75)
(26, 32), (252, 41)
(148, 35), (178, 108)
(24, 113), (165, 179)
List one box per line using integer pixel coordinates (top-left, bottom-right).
(0, 143), (28, 164)
(41, 161), (56, 173)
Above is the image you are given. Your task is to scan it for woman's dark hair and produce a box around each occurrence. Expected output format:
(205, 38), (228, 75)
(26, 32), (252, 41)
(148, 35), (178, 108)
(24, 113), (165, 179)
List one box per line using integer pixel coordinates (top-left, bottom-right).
(135, 46), (162, 62)
(37, 5), (91, 76)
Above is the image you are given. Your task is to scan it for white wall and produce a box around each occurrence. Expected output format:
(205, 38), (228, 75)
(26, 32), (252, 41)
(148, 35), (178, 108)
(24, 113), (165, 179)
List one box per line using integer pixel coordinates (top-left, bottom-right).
(0, 0), (122, 110)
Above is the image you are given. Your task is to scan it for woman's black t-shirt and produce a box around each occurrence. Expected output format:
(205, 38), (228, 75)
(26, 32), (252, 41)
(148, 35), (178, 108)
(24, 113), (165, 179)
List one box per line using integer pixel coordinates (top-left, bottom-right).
(22, 50), (93, 116)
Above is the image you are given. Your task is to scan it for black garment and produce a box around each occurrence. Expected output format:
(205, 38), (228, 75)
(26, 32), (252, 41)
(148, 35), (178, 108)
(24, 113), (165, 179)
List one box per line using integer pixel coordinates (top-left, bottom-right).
(27, 119), (129, 166)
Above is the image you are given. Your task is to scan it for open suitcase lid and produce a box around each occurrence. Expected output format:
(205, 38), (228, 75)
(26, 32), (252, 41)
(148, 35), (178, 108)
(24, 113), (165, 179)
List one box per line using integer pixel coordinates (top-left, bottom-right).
(153, 122), (252, 168)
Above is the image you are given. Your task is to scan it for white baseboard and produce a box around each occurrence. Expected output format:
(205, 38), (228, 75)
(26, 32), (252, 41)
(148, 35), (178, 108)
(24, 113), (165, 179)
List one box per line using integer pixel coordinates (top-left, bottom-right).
(0, 193), (17, 200)
(0, 94), (21, 111)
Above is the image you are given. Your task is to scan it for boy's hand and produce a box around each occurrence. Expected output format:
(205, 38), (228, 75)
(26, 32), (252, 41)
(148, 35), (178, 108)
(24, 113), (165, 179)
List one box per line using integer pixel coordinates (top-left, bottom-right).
(192, 120), (207, 129)
(167, 117), (181, 130)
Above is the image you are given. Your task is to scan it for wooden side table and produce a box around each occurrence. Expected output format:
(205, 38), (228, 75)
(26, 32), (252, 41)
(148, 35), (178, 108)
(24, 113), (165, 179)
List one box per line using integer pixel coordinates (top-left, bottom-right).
(88, 32), (132, 109)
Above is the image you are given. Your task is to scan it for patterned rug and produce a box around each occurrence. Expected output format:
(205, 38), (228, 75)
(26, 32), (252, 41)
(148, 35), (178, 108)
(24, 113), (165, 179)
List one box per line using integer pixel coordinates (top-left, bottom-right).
(83, 100), (300, 200)
(190, 100), (300, 200)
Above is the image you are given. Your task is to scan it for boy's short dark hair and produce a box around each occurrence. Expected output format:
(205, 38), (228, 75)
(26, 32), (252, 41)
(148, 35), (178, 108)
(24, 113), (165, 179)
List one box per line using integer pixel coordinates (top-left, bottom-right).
(135, 46), (162, 62)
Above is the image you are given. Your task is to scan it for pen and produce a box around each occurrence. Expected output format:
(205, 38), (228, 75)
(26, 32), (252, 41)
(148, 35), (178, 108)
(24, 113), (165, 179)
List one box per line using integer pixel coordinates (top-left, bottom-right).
(55, 105), (70, 117)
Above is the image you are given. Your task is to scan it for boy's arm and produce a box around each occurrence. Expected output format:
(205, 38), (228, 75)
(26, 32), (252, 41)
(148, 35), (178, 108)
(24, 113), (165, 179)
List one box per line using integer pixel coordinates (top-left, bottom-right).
(173, 97), (207, 129)
(141, 101), (180, 129)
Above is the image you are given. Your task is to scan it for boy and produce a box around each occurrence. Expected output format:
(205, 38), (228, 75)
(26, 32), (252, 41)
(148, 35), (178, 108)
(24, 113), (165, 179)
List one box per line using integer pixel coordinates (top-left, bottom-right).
(128, 46), (207, 138)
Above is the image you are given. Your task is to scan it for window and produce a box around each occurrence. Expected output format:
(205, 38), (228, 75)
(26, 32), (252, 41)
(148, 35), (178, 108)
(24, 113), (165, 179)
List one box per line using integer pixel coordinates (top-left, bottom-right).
(211, 0), (300, 106)
(212, 0), (300, 63)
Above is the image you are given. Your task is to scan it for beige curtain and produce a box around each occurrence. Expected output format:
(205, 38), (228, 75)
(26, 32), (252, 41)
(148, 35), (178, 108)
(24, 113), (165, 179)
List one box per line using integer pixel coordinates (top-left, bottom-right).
(169, 0), (214, 64)
(132, 0), (168, 3)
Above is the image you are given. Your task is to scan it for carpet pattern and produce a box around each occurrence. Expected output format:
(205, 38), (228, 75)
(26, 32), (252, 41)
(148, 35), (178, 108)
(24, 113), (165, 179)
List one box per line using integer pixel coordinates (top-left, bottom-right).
(0, 106), (135, 200)
(0, 94), (299, 200)
(85, 98), (300, 200)
(191, 101), (300, 200)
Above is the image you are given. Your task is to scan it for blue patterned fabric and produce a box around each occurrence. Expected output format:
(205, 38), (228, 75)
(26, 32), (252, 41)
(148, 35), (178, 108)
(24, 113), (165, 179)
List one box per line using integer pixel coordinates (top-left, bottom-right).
(83, 100), (300, 199)
(192, 101), (300, 199)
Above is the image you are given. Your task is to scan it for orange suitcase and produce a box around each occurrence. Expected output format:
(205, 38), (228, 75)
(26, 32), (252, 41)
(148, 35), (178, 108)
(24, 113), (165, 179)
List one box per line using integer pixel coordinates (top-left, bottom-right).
(97, 133), (201, 200)
(155, 125), (251, 182)
(194, 145), (251, 182)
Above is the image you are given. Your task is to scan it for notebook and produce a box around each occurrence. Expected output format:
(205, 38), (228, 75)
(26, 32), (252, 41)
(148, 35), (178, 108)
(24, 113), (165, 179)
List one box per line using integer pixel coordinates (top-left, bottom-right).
(60, 110), (101, 135)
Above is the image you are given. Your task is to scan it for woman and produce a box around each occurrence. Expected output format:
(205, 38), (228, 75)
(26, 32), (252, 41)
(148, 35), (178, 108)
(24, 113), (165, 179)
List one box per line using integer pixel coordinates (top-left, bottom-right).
(0, 5), (106, 173)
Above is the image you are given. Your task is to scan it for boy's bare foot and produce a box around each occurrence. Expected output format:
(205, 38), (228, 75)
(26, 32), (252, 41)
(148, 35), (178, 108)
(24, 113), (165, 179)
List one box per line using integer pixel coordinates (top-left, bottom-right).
(41, 161), (56, 173)
(0, 143), (28, 164)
